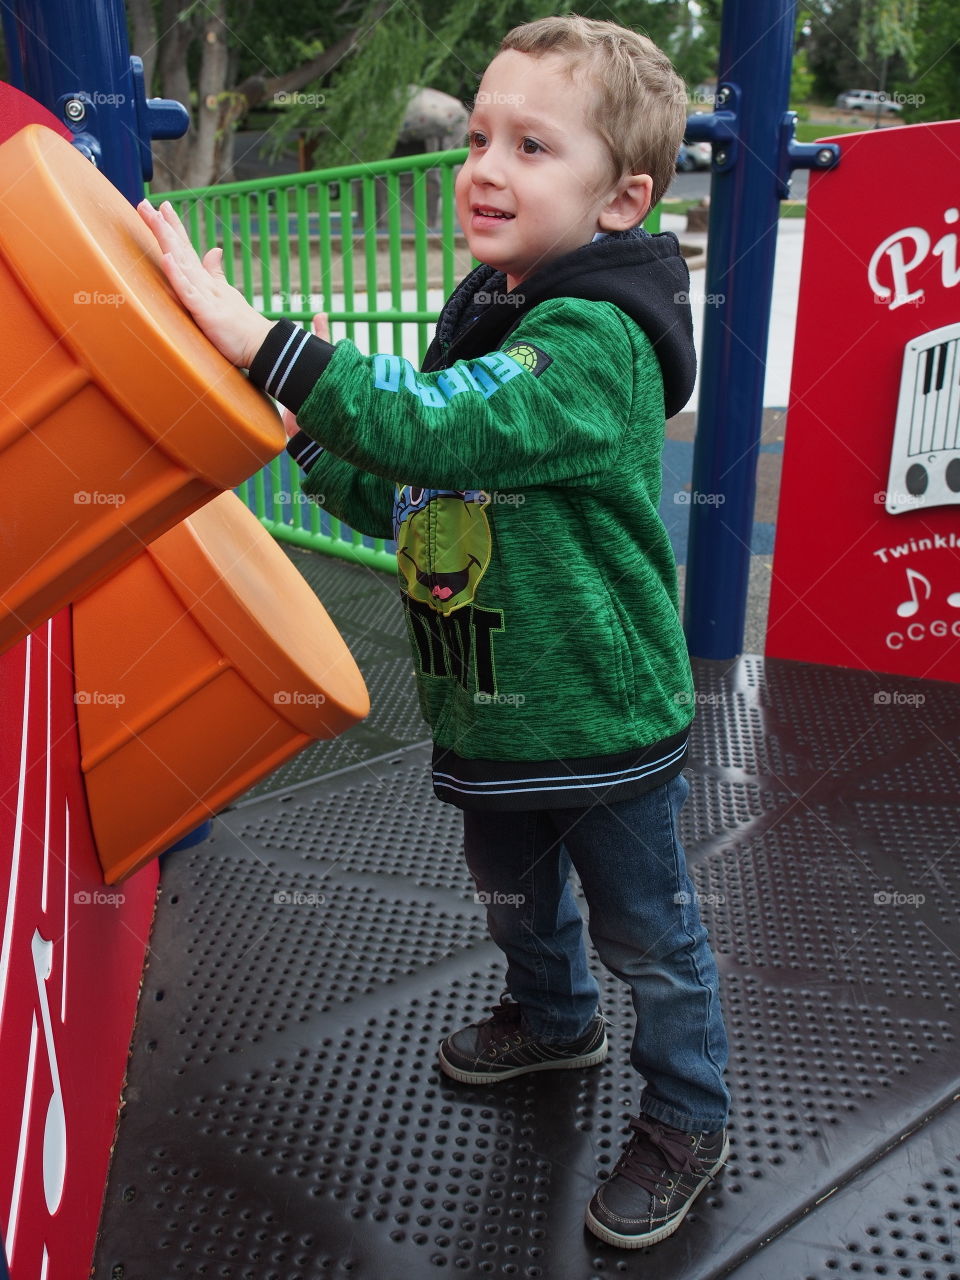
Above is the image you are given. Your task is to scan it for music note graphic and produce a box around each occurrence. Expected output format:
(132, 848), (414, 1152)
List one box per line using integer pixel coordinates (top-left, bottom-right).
(897, 567), (932, 618)
(31, 929), (66, 1215)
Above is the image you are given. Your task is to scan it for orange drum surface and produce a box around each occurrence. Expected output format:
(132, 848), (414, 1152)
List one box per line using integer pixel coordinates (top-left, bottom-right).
(0, 124), (285, 655)
(72, 491), (370, 883)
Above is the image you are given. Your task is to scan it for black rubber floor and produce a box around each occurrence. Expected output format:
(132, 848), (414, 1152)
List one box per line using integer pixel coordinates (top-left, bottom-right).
(94, 551), (960, 1280)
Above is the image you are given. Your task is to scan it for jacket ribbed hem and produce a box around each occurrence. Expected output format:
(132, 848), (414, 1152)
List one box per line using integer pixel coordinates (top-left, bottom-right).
(431, 730), (689, 811)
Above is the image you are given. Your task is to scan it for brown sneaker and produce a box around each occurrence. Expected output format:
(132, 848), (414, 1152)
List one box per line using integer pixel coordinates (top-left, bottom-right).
(438, 997), (607, 1084)
(585, 1113), (729, 1248)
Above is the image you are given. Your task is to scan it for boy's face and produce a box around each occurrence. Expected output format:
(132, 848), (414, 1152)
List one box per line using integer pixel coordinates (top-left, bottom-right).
(456, 49), (633, 291)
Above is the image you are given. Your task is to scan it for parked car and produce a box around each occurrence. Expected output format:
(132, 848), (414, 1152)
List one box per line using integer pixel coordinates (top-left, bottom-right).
(676, 140), (712, 171)
(834, 89), (902, 114)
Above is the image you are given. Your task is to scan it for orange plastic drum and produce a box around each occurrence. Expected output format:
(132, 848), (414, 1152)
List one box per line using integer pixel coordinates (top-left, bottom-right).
(0, 124), (285, 656)
(72, 491), (370, 883)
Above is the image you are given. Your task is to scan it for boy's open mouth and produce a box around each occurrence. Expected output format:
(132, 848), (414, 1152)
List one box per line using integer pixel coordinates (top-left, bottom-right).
(474, 206), (515, 220)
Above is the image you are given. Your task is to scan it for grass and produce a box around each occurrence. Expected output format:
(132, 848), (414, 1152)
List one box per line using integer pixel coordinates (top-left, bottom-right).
(661, 197), (808, 220)
(794, 120), (883, 141)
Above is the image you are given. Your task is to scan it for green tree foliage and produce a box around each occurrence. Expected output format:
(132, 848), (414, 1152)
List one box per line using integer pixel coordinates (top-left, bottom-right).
(790, 9), (816, 112)
(802, 0), (914, 101)
(857, 0), (917, 70)
(894, 0), (959, 121)
(125, 0), (731, 185)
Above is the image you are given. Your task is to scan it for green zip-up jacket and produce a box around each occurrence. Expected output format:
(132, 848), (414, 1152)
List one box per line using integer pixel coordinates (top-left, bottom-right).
(248, 227), (697, 809)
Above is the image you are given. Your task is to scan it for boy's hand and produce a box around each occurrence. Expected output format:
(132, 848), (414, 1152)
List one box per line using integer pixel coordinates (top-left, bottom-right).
(137, 199), (273, 368)
(281, 313), (330, 438)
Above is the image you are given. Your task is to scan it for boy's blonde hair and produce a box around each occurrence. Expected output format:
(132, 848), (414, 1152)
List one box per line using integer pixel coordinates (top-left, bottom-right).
(499, 14), (687, 210)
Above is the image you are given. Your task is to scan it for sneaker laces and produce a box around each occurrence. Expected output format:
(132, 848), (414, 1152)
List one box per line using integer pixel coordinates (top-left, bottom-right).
(613, 1115), (705, 1194)
(475, 996), (524, 1053)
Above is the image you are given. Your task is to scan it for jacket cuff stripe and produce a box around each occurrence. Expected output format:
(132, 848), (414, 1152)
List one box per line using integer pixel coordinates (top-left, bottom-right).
(247, 318), (335, 413)
(286, 430), (324, 471)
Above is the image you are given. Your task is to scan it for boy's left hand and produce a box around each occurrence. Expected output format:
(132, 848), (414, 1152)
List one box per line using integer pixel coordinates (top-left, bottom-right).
(137, 199), (273, 369)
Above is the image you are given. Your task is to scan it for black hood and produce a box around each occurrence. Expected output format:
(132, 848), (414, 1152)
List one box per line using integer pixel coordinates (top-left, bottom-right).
(421, 225), (696, 419)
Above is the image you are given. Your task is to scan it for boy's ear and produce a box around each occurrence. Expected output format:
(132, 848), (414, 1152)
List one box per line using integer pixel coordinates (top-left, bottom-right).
(598, 174), (654, 231)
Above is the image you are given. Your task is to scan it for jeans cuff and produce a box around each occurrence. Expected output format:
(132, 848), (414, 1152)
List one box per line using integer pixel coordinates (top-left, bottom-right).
(639, 1096), (729, 1134)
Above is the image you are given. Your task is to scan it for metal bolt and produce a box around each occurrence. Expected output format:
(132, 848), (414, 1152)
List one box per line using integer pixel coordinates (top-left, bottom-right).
(716, 86), (731, 105)
(817, 147), (835, 166)
(64, 98), (85, 122)
(715, 149), (728, 166)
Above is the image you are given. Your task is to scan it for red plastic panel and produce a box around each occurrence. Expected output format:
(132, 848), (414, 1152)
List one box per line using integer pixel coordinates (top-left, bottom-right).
(768, 120), (960, 680)
(0, 82), (158, 1280)
(0, 614), (158, 1278)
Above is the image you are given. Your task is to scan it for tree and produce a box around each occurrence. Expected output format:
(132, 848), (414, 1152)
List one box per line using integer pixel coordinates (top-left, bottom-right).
(894, 0), (959, 121)
(802, 0), (914, 101)
(129, 0), (714, 192)
(129, 0), (397, 190)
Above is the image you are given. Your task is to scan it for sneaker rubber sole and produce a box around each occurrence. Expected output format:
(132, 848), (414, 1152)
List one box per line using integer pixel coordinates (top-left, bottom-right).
(583, 1133), (730, 1248)
(437, 1034), (608, 1084)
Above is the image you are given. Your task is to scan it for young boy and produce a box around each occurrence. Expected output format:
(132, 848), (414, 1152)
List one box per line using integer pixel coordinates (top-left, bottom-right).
(139, 13), (731, 1250)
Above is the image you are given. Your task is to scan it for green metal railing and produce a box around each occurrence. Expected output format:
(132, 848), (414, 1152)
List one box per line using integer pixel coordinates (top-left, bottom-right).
(150, 151), (661, 572)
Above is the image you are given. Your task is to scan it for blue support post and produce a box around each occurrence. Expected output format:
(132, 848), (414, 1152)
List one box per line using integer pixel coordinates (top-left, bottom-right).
(682, 0), (838, 658)
(0, 0), (187, 202)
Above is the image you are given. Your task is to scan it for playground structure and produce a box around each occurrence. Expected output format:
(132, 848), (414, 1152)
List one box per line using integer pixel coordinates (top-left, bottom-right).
(0, 0), (958, 1277)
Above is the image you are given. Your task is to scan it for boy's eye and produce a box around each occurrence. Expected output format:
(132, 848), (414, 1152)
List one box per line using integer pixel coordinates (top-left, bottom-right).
(520, 137), (543, 155)
(468, 130), (488, 149)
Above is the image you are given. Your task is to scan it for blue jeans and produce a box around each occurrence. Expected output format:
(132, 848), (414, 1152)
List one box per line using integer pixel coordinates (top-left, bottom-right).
(462, 773), (730, 1133)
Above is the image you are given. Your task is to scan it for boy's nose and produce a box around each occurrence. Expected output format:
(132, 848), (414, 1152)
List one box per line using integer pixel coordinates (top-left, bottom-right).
(470, 146), (506, 187)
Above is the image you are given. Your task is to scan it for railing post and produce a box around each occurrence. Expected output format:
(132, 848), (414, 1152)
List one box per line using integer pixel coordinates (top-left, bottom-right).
(681, 0), (824, 658)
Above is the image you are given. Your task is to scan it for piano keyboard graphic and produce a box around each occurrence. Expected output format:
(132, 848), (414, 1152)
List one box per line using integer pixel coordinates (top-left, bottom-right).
(885, 322), (960, 514)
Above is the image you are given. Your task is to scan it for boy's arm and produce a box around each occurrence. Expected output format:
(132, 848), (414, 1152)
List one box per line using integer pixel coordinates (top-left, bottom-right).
(286, 430), (395, 540)
(249, 300), (637, 492)
(137, 200), (638, 491)
(280, 314), (394, 541)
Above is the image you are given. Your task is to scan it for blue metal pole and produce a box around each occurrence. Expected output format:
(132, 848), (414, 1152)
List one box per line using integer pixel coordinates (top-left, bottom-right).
(681, 0), (837, 658)
(0, 0), (187, 201)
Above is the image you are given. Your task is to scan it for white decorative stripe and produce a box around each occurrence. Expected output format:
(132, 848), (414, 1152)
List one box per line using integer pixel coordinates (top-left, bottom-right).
(7, 1015), (39, 1261)
(0, 635), (31, 1033)
(264, 328), (309, 397)
(296, 442), (324, 469)
(433, 741), (686, 796)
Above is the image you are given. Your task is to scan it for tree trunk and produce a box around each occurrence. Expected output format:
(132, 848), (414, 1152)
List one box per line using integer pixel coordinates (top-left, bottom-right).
(151, 0), (197, 191)
(127, 0), (158, 94)
(147, 0), (392, 190)
(184, 1), (231, 188)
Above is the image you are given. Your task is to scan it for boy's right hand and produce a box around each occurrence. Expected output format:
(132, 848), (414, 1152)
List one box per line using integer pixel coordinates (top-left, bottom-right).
(281, 313), (330, 438)
(137, 199), (273, 368)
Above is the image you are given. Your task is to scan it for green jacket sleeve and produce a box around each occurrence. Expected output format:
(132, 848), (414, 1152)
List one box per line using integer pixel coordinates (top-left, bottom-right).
(294, 298), (640, 492)
(299, 450), (394, 540)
